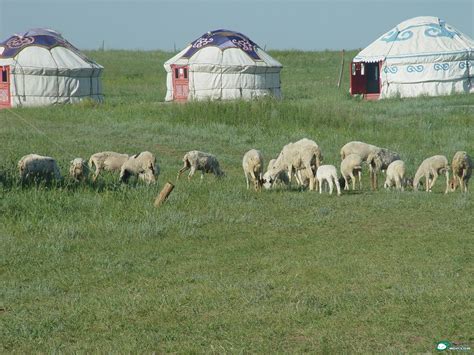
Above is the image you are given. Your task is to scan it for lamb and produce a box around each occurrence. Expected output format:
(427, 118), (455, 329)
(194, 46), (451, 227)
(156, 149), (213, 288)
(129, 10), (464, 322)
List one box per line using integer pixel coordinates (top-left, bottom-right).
(69, 158), (89, 182)
(413, 155), (450, 193)
(340, 141), (380, 161)
(177, 150), (225, 180)
(242, 149), (264, 190)
(263, 138), (323, 191)
(340, 153), (363, 191)
(449, 151), (472, 193)
(262, 159), (290, 189)
(120, 151), (157, 184)
(316, 165), (341, 196)
(366, 148), (401, 190)
(88, 151), (129, 182)
(18, 154), (62, 183)
(384, 160), (407, 191)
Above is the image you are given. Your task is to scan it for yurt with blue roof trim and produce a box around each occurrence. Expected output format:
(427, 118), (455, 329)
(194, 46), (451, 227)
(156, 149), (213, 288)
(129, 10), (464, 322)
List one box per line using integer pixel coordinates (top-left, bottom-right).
(164, 29), (282, 102)
(0, 28), (103, 108)
(350, 16), (474, 100)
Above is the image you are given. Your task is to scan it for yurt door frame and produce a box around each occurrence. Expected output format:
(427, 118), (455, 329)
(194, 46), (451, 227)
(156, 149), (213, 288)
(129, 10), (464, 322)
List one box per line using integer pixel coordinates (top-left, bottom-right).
(350, 61), (381, 100)
(171, 65), (189, 102)
(0, 65), (11, 109)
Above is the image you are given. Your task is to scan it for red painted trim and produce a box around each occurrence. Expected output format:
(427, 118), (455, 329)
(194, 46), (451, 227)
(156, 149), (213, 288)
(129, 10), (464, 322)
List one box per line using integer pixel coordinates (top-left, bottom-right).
(171, 64), (189, 102)
(0, 66), (11, 109)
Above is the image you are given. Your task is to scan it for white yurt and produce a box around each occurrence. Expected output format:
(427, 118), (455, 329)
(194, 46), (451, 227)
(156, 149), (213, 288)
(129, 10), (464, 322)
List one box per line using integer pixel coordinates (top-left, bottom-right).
(0, 28), (103, 108)
(350, 16), (474, 100)
(164, 29), (282, 102)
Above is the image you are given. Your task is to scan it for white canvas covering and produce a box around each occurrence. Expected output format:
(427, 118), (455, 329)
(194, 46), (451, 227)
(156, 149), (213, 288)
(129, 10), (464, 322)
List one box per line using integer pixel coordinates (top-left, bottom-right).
(164, 30), (282, 101)
(353, 16), (474, 99)
(0, 29), (103, 107)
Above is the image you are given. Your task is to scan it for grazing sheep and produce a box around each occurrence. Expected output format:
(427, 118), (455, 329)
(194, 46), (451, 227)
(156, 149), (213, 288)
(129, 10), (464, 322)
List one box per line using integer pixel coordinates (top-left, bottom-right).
(340, 141), (380, 161)
(18, 154), (61, 183)
(340, 153), (363, 191)
(177, 150), (225, 180)
(262, 158), (290, 189)
(120, 151), (157, 184)
(366, 148), (401, 190)
(242, 149), (264, 190)
(89, 151), (129, 182)
(449, 151), (472, 193)
(384, 160), (407, 191)
(69, 158), (89, 182)
(263, 138), (323, 191)
(316, 165), (341, 196)
(413, 155), (450, 193)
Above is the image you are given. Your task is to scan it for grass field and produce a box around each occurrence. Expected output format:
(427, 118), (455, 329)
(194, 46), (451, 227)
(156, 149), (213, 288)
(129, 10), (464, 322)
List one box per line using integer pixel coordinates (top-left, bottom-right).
(1, 50), (473, 352)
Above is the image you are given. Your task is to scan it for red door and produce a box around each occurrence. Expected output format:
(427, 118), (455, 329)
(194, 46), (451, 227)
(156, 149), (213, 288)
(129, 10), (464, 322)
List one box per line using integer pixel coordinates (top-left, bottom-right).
(0, 66), (11, 109)
(350, 62), (367, 95)
(171, 65), (189, 102)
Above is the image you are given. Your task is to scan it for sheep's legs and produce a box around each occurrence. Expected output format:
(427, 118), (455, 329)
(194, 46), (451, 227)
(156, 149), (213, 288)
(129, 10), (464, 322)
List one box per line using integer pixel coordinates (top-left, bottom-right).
(350, 173), (355, 190)
(358, 171), (362, 190)
(328, 179), (334, 194)
(244, 173), (250, 189)
(444, 170), (449, 194)
(344, 176), (350, 191)
(430, 172), (438, 191)
(318, 179), (323, 194)
(335, 177), (341, 196)
(176, 163), (190, 180)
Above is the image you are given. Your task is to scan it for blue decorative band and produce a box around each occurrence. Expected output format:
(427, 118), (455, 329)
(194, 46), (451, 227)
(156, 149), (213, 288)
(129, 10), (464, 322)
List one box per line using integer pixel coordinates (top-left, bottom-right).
(434, 63), (450, 71)
(424, 22), (459, 39)
(459, 61), (467, 69)
(381, 29), (413, 42)
(407, 65), (424, 73)
(383, 66), (398, 74)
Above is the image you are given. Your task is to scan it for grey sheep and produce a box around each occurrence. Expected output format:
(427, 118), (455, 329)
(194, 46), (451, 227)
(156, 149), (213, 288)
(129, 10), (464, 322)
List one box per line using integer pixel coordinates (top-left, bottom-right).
(177, 150), (225, 180)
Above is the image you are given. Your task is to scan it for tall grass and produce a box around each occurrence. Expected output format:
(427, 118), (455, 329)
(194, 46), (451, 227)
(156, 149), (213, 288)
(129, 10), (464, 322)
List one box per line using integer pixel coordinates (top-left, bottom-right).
(0, 50), (473, 352)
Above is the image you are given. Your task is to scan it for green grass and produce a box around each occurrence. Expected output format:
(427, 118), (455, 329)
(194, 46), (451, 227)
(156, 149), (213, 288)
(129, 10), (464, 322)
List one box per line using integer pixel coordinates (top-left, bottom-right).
(0, 50), (473, 353)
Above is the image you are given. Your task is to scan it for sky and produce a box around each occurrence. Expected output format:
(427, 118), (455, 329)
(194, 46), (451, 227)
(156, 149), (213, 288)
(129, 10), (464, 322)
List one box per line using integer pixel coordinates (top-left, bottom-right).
(0, 0), (473, 52)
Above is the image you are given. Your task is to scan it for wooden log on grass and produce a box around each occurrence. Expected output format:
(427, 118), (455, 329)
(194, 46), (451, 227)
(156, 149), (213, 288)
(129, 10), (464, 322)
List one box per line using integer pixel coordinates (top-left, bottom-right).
(154, 181), (175, 207)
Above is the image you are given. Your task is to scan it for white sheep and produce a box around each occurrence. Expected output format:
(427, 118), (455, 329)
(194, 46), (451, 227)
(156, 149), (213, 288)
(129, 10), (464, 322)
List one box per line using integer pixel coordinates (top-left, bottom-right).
(242, 149), (264, 190)
(340, 141), (380, 161)
(89, 151), (129, 182)
(449, 151), (472, 193)
(316, 165), (341, 196)
(263, 138), (322, 191)
(340, 153), (363, 191)
(262, 158), (290, 189)
(69, 158), (89, 182)
(366, 148), (401, 190)
(384, 160), (407, 191)
(413, 155), (450, 193)
(18, 154), (62, 183)
(177, 150), (225, 180)
(120, 151), (157, 184)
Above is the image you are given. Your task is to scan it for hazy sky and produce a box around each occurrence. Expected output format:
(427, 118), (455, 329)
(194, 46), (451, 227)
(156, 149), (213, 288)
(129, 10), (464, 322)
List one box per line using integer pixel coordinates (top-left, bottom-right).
(0, 0), (473, 51)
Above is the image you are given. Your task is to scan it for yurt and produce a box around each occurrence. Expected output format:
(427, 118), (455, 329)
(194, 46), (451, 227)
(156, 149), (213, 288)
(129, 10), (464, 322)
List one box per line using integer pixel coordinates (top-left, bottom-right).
(164, 29), (282, 102)
(0, 28), (103, 108)
(350, 16), (474, 100)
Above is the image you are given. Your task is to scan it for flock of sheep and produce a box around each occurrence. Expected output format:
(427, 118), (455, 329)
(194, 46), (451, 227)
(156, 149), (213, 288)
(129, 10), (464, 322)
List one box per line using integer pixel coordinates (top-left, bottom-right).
(13, 139), (472, 196)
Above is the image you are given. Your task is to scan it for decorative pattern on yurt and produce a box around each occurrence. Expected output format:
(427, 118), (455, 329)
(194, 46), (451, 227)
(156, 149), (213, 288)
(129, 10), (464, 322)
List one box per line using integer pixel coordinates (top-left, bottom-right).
(164, 29), (282, 102)
(0, 28), (103, 108)
(351, 16), (474, 99)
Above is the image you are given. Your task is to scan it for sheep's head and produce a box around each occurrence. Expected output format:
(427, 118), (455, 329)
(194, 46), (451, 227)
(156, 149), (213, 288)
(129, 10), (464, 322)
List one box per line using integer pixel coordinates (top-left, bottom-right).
(448, 177), (458, 192)
(262, 171), (274, 189)
(69, 158), (88, 180)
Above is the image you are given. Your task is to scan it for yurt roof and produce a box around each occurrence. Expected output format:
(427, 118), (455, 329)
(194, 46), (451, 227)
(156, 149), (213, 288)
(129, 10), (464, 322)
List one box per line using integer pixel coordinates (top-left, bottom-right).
(354, 16), (474, 63)
(0, 28), (102, 69)
(164, 29), (282, 68)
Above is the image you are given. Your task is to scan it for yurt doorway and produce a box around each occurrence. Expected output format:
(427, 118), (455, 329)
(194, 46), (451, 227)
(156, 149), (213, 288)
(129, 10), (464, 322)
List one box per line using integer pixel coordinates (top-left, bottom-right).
(350, 61), (381, 99)
(366, 62), (380, 94)
(172, 65), (189, 102)
(0, 66), (11, 108)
